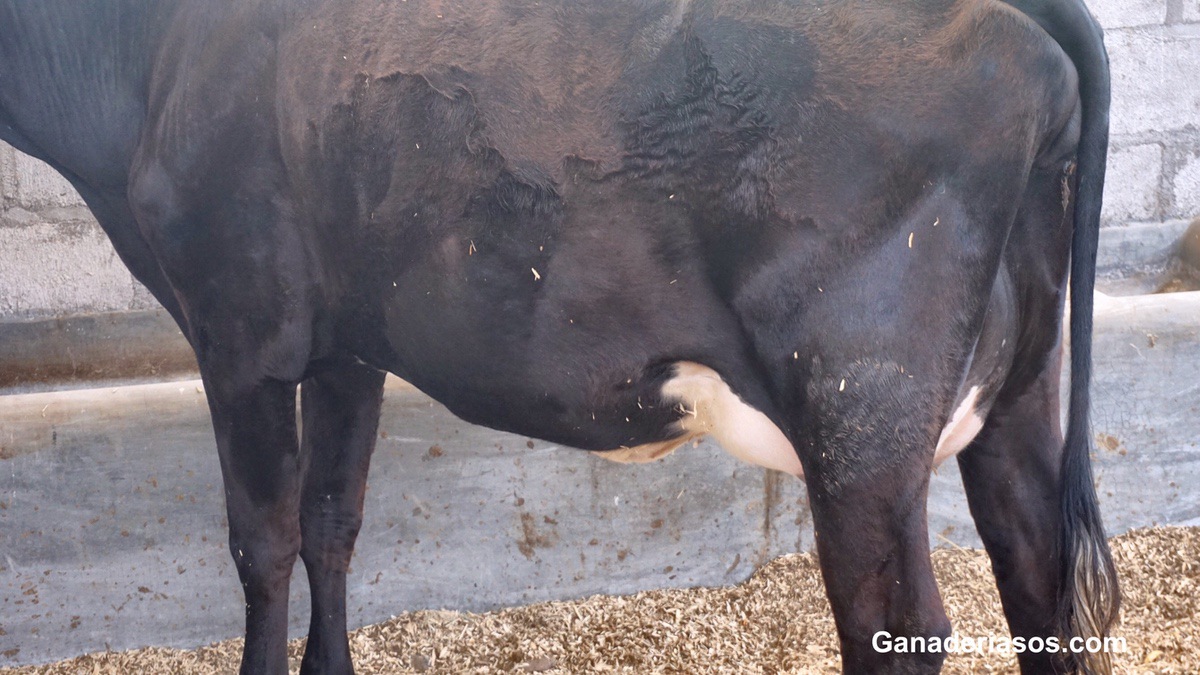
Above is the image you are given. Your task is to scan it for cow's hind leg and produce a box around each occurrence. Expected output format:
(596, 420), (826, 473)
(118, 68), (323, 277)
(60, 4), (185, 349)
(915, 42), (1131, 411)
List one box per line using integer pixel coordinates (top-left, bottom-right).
(297, 362), (387, 675)
(204, 375), (304, 675)
(957, 356), (1071, 674)
(798, 365), (951, 674)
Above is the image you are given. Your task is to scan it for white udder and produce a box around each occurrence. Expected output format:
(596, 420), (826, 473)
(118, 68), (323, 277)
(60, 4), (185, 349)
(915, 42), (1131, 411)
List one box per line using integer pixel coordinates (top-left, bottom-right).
(933, 385), (986, 465)
(594, 361), (804, 477)
(596, 363), (985, 476)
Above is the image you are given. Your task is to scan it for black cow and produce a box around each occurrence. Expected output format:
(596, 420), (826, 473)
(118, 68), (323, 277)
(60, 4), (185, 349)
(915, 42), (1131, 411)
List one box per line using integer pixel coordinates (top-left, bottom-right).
(0, 0), (1118, 673)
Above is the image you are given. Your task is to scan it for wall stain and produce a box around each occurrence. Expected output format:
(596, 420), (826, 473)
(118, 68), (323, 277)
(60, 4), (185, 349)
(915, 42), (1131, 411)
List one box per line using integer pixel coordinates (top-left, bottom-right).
(516, 512), (556, 560)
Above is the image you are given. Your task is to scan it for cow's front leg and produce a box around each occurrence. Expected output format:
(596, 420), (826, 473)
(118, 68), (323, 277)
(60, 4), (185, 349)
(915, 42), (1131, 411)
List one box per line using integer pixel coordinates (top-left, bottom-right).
(297, 362), (387, 675)
(205, 375), (303, 675)
(797, 365), (950, 674)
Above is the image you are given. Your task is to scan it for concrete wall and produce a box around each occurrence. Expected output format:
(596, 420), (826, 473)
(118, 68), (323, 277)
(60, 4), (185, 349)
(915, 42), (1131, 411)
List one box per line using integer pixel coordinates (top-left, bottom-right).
(1092, 0), (1200, 223)
(0, 145), (158, 319)
(1, 4), (1199, 319)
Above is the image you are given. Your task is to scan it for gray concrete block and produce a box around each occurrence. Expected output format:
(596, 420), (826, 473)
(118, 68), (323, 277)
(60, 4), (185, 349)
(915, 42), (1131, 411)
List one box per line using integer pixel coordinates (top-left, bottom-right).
(1088, 291), (1200, 527)
(1096, 218), (1193, 294)
(1172, 144), (1200, 219)
(0, 143), (85, 210)
(129, 278), (161, 311)
(1103, 142), (1163, 223)
(1107, 24), (1200, 137)
(1090, 0), (1166, 29)
(1184, 0), (1200, 23)
(0, 143), (19, 208)
(0, 219), (138, 319)
(0, 309), (195, 392)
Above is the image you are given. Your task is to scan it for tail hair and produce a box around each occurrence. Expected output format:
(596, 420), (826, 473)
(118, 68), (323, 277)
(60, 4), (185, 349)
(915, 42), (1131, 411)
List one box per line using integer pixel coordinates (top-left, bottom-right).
(1000, 0), (1121, 671)
(1059, 425), (1120, 674)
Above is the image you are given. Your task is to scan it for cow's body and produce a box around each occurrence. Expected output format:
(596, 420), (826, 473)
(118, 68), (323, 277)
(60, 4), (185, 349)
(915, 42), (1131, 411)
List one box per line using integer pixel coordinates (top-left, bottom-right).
(0, 1), (1118, 673)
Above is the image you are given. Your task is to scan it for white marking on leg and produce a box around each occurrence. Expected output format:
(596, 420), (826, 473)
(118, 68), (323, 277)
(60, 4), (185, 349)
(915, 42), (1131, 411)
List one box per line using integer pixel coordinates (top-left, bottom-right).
(933, 385), (985, 465)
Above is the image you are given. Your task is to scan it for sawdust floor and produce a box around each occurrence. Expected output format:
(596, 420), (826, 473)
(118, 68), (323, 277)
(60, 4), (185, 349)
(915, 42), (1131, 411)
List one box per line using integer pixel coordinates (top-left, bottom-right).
(4, 526), (1196, 674)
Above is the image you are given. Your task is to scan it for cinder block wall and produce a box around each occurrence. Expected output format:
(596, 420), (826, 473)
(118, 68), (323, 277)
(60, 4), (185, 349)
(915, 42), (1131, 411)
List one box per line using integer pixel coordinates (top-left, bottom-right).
(2, 4), (1198, 320)
(0, 145), (158, 319)
(1092, 0), (1200, 223)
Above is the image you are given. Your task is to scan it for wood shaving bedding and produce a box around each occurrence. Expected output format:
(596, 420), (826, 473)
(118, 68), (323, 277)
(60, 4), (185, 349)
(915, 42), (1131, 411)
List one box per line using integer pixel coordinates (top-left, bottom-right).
(4, 527), (1196, 674)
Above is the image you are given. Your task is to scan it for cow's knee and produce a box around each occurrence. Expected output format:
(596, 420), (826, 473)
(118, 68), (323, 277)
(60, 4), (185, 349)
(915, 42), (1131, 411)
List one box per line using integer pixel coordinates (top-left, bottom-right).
(297, 364), (382, 572)
(230, 517), (301, 599)
(299, 504), (362, 569)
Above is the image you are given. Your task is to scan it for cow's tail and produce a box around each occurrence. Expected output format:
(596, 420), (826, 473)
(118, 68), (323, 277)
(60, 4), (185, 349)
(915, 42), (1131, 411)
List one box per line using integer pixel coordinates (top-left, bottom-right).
(1005, 0), (1120, 672)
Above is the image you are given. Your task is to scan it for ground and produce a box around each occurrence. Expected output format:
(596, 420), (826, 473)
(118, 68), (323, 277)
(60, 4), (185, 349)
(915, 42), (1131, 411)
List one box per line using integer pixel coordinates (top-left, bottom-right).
(2, 527), (1195, 674)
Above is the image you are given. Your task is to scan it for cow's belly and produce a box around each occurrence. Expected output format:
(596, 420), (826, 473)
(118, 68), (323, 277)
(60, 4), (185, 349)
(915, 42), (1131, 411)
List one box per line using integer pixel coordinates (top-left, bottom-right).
(362, 194), (807, 473)
(374, 259), (1018, 479)
(358, 182), (1018, 479)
